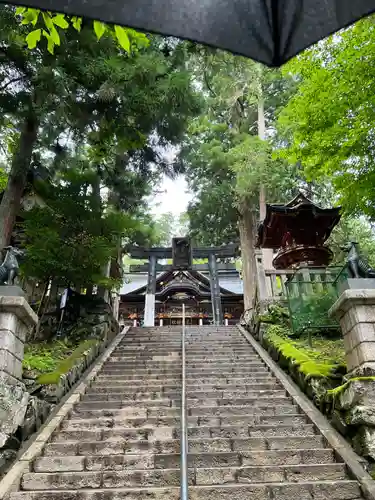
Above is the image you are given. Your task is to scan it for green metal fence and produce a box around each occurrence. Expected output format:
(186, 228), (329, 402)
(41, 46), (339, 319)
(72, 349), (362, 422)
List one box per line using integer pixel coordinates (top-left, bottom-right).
(285, 265), (348, 335)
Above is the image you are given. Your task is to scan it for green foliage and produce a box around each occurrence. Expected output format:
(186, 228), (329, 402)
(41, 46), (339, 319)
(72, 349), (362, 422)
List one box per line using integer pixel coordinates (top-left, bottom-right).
(289, 289), (340, 336)
(181, 50), (300, 245)
(258, 304), (290, 326)
(0, 166), (7, 191)
(328, 216), (375, 267)
(265, 325), (341, 379)
(16, 7), (149, 55)
(152, 211), (190, 246)
(21, 171), (138, 288)
(37, 339), (98, 385)
(278, 17), (375, 219)
(23, 340), (78, 373)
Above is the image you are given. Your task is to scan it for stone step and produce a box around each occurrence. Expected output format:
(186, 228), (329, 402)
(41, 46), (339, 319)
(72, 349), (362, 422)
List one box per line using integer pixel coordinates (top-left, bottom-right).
(111, 352), (258, 358)
(112, 346), (182, 350)
(187, 388), (282, 398)
(185, 344), (251, 348)
(26, 463), (348, 489)
(152, 449), (336, 468)
(95, 375), (271, 385)
(95, 372), (272, 382)
(95, 376), (182, 383)
(184, 423), (317, 439)
(72, 403), (298, 419)
(87, 384), (182, 393)
(87, 382), (281, 394)
(43, 435), (325, 460)
(103, 360), (182, 366)
(91, 377), (280, 393)
(82, 389), (285, 402)
(61, 413), (307, 431)
(94, 373), (181, 387)
(186, 378), (274, 386)
(186, 347), (254, 352)
(186, 371), (270, 379)
(102, 362), (262, 370)
(195, 463), (347, 484)
(10, 480), (363, 500)
(77, 400), (174, 409)
(96, 371), (269, 380)
(102, 363), (184, 369)
(62, 416), (184, 430)
(67, 405), (301, 426)
(78, 395), (289, 409)
(23, 453), (345, 490)
(53, 423), (316, 444)
(186, 383), (281, 391)
(21, 469), (195, 490)
(187, 396), (291, 407)
(85, 384), (279, 398)
(186, 359), (259, 363)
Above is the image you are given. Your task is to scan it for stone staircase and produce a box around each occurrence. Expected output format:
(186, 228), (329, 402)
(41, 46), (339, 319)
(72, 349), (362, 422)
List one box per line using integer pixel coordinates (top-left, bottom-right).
(10, 326), (363, 499)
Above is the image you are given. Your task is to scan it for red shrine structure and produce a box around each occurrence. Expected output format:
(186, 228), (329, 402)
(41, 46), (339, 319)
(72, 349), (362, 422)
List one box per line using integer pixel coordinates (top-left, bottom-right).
(257, 192), (341, 269)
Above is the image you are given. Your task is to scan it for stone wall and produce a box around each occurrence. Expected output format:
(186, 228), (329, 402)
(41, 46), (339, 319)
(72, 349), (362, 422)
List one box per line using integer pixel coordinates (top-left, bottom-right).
(0, 316), (120, 478)
(248, 321), (375, 468)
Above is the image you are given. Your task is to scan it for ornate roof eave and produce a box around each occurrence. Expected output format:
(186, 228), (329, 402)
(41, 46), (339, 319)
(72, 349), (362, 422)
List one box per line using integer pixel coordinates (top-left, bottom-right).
(257, 191), (341, 249)
(120, 269), (237, 297)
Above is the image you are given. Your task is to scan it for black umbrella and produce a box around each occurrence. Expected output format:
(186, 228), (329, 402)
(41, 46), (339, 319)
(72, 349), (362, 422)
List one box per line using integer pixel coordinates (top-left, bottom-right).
(4, 0), (375, 66)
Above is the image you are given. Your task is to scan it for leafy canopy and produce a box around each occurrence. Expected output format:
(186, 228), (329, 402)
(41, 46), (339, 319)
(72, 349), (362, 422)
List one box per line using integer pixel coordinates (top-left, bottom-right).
(16, 7), (149, 55)
(278, 17), (375, 219)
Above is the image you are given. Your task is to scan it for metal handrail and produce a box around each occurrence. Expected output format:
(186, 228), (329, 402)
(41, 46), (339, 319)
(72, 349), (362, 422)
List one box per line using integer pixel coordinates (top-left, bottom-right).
(180, 303), (188, 500)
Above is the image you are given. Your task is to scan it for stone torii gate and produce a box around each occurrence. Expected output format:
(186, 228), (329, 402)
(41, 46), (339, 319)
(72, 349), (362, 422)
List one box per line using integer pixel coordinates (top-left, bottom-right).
(126, 241), (239, 327)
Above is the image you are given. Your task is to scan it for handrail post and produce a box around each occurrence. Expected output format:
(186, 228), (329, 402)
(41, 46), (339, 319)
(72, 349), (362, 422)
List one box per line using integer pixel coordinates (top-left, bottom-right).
(180, 303), (188, 500)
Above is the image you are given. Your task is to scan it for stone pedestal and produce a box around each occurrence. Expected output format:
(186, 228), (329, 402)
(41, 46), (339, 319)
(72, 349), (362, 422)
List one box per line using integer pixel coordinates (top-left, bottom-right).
(329, 286), (375, 460)
(329, 288), (375, 376)
(0, 294), (38, 384)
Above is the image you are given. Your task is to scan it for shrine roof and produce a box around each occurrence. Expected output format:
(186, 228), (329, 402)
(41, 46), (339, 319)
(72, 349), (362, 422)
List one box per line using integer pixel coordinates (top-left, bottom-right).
(120, 268), (243, 297)
(257, 191), (341, 249)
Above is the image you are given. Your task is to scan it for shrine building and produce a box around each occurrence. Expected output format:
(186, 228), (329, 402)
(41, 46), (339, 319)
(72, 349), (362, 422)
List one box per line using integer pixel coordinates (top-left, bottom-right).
(119, 262), (244, 327)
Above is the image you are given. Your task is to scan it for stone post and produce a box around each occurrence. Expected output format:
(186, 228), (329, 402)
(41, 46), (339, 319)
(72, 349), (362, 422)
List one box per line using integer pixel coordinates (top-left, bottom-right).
(199, 318), (203, 326)
(144, 255), (157, 327)
(329, 289), (375, 376)
(329, 287), (375, 459)
(0, 295), (38, 384)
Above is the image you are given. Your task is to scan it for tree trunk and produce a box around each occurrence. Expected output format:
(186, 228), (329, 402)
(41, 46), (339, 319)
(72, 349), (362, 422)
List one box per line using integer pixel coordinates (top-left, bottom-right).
(238, 206), (256, 311)
(257, 90), (274, 269)
(0, 115), (38, 249)
(258, 90), (266, 220)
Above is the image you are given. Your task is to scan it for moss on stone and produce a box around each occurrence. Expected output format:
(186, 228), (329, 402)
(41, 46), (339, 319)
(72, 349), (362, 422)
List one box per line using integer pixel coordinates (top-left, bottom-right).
(298, 361), (336, 378)
(327, 377), (375, 397)
(265, 325), (339, 379)
(36, 339), (99, 385)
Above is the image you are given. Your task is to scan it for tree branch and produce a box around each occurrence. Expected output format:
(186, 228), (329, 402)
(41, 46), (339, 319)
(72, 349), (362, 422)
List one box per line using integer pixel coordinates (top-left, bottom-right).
(0, 76), (23, 92)
(204, 71), (217, 97)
